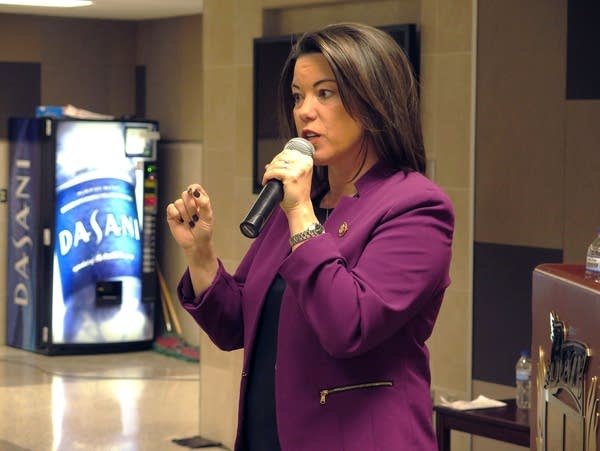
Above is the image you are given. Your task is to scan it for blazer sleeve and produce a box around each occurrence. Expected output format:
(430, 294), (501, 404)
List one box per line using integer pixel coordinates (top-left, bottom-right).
(176, 240), (259, 351)
(279, 182), (454, 358)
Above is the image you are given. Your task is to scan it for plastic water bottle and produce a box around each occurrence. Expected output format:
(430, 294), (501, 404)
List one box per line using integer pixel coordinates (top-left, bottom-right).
(585, 228), (600, 282)
(515, 350), (532, 409)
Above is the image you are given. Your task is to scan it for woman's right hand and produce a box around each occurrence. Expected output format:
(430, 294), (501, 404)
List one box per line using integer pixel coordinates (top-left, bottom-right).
(166, 183), (219, 294)
(166, 183), (213, 254)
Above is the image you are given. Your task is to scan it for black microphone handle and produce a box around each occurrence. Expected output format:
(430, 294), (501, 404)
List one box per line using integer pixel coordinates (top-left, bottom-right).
(239, 179), (283, 238)
(240, 137), (314, 239)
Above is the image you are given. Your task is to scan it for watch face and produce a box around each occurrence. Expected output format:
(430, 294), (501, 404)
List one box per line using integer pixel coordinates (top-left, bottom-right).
(309, 223), (324, 233)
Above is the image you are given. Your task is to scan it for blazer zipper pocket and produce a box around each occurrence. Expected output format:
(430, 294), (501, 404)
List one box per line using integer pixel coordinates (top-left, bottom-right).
(319, 381), (393, 405)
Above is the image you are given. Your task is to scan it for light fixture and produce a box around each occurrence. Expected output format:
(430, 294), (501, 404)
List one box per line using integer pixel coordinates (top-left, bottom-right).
(0, 0), (92, 7)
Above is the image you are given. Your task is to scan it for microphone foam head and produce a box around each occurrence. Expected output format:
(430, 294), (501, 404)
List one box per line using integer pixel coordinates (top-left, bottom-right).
(285, 137), (315, 157)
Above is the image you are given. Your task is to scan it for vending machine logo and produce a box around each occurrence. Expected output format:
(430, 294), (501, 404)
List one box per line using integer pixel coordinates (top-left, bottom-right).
(11, 158), (32, 307)
(55, 177), (141, 293)
(59, 208), (140, 271)
(7, 120), (40, 352)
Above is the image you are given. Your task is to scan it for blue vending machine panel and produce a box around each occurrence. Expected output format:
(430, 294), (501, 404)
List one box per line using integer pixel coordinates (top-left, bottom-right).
(6, 119), (45, 351)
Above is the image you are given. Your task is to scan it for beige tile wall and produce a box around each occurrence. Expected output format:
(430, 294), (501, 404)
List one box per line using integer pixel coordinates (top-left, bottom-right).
(471, 2), (565, 449)
(421, 1), (474, 421)
(564, 100), (600, 263)
(475, 0), (567, 249)
(137, 15), (203, 141)
(40, 19), (137, 115)
(422, 2), (474, 450)
(136, 15), (204, 344)
(0, 14), (43, 61)
(199, 0), (474, 448)
(198, 1), (250, 444)
(155, 141), (205, 346)
(264, 0), (420, 35)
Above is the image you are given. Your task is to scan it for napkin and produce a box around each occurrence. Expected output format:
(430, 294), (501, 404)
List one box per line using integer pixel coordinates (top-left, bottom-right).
(439, 394), (507, 410)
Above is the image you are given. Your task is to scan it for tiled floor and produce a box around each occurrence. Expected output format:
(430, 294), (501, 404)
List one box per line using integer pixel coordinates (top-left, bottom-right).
(0, 345), (224, 451)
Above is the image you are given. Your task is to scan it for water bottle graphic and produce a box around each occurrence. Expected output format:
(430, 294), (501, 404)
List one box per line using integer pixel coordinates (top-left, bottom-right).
(52, 121), (151, 343)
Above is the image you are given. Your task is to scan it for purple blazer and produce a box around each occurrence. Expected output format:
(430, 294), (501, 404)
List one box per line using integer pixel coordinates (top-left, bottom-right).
(178, 163), (454, 451)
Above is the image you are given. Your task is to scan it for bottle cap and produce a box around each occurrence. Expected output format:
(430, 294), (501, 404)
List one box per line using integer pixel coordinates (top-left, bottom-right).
(520, 350), (530, 357)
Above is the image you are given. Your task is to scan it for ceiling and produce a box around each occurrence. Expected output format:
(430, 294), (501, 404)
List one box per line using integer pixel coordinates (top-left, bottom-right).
(0, 0), (203, 21)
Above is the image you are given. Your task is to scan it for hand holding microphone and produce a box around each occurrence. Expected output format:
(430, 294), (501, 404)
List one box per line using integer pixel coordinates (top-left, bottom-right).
(240, 137), (315, 238)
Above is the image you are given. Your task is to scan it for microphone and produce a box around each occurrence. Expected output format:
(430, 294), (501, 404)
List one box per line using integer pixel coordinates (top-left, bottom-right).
(240, 137), (315, 238)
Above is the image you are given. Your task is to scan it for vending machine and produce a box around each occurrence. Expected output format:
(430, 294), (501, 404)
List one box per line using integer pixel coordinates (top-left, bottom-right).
(6, 117), (159, 354)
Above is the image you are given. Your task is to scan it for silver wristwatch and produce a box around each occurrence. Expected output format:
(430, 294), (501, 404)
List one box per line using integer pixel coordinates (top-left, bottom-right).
(289, 223), (325, 247)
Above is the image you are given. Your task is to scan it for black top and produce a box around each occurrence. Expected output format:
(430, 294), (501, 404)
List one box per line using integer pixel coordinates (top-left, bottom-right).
(242, 205), (330, 450)
(243, 275), (285, 451)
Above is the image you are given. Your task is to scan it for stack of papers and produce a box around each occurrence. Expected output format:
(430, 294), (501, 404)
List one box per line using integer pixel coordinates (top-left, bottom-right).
(439, 394), (507, 410)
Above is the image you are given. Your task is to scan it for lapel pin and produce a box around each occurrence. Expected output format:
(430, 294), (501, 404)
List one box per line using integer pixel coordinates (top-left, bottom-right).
(338, 222), (348, 237)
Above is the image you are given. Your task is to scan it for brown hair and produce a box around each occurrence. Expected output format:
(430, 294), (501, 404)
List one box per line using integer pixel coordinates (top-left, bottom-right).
(278, 22), (425, 182)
